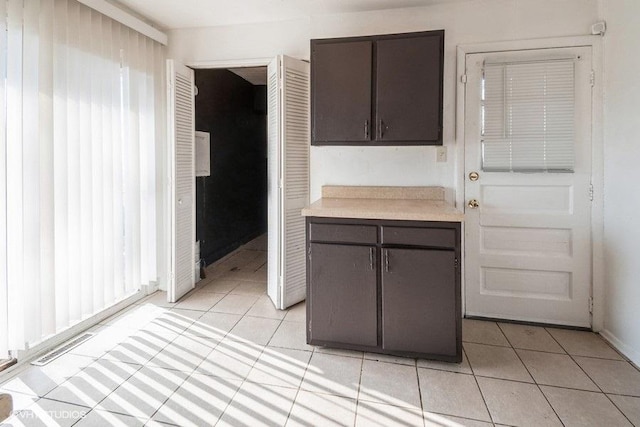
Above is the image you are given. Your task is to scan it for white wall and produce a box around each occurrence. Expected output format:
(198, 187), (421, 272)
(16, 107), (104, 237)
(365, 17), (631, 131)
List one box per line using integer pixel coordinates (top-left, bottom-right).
(168, 0), (598, 202)
(165, 0), (640, 366)
(600, 0), (640, 366)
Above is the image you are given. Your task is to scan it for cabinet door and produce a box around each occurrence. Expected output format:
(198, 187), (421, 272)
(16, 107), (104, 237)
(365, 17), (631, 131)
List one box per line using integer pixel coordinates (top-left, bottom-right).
(381, 248), (456, 355)
(376, 34), (443, 143)
(311, 41), (372, 143)
(309, 243), (377, 346)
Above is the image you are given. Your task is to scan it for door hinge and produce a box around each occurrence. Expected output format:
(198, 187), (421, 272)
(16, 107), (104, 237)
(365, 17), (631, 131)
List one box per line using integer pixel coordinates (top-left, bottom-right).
(588, 296), (594, 314)
(461, 74), (467, 84)
(590, 70), (595, 87)
(307, 246), (311, 261)
(589, 183), (594, 201)
(454, 257), (459, 268)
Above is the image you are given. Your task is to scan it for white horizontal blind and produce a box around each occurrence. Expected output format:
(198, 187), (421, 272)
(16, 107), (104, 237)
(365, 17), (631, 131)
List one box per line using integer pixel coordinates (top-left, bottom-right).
(482, 59), (575, 172)
(0, 0), (165, 359)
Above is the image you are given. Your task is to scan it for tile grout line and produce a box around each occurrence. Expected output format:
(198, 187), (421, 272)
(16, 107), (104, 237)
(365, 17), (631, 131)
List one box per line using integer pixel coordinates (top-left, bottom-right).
(283, 349), (312, 426)
(189, 296), (251, 427)
(213, 303), (289, 426)
(545, 326), (628, 360)
(31, 305), (206, 420)
(43, 330), (157, 404)
(463, 344), (495, 426)
(560, 344), (638, 425)
(605, 395), (637, 426)
(123, 366), (192, 425)
(98, 308), (214, 423)
(12, 237), (640, 427)
(5, 241), (267, 426)
(465, 322), (633, 362)
(352, 351), (366, 427)
(507, 325), (637, 424)
(496, 322), (566, 427)
(412, 358), (428, 427)
(138, 310), (232, 424)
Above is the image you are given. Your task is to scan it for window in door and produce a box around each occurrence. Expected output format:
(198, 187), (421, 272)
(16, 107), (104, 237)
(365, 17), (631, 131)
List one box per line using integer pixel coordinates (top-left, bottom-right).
(482, 59), (576, 172)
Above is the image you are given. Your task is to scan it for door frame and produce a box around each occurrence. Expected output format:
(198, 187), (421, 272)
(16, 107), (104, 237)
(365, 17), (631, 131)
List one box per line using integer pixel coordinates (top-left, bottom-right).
(455, 36), (604, 331)
(174, 57), (285, 308)
(160, 58), (271, 296)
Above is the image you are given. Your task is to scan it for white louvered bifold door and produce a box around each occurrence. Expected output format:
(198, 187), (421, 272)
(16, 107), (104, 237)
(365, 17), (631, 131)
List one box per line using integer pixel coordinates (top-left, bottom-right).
(267, 57), (281, 309)
(267, 55), (310, 310)
(167, 60), (195, 303)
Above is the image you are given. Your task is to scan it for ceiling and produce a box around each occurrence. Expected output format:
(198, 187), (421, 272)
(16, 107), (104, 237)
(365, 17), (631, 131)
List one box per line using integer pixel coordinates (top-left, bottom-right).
(229, 67), (267, 85)
(113, 0), (460, 30)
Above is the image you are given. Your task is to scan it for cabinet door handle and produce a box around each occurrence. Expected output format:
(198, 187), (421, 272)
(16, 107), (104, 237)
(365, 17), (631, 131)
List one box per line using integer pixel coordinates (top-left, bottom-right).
(378, 118), (385, 139)
(364, 119), (369, 139)
(384, 249), (390, 272)
(369, 247), (374, 270)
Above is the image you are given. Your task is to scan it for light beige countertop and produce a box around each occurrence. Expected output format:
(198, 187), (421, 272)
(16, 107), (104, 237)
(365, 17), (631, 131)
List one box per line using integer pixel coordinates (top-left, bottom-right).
(302, 186), (464, 222)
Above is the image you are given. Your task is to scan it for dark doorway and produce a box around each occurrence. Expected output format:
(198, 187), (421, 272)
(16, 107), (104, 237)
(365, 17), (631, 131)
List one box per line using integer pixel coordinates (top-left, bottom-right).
(194, 67), (268, 266)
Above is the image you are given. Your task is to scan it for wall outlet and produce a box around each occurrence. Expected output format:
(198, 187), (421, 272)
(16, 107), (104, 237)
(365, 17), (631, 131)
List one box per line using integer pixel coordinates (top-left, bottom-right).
(436, 146), (447, 163)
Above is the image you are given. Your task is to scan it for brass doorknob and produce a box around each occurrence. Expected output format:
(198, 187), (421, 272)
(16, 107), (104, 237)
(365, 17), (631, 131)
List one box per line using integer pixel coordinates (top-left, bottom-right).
(468, 199), (480, 209)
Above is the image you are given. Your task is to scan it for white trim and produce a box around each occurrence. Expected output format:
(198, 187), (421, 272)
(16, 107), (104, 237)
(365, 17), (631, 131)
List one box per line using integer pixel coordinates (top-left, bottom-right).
(0, 290), (147, 383)
(77, 0), (168, 45)
(188, 58), (272, 69)
(144, 281), (160, 295)
(589, 40), (605, 333)
(457, 35), (603, 54)
(600, 329), (640, 368)
(158, 57), (270, 294)
(456, 35), (604, 330)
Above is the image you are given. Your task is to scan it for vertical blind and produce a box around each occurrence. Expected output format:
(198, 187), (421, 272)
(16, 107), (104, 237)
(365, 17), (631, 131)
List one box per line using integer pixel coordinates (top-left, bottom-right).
(482, 59), (576, 172)
(0, 0), (165, 359)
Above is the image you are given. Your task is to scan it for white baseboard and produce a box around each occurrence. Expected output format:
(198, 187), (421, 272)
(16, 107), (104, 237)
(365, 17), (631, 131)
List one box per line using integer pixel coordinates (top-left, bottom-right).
(143, 281), (160, 294)
(600, 329), (640, 368)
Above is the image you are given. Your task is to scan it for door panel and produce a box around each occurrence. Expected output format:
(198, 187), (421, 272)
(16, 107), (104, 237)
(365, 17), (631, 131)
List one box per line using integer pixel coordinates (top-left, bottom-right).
(376, 34), (442, 142)
(267, 55), (310, 309)
(381, 248), (457, 356)
(311, 40), (372, 142)
(167, 60), (195, 303)
(309, 243), (377, 347)
(464, 47), (593, 327)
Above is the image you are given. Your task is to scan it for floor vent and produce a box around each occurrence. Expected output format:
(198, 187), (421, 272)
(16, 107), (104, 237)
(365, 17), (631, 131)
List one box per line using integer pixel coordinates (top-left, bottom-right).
(31, 333), (95, 366)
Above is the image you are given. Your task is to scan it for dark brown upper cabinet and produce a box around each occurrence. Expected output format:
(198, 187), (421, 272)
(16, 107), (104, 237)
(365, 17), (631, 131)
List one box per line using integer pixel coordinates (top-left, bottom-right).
(311, 41), (373, 143)
(311, 30), (444, 146)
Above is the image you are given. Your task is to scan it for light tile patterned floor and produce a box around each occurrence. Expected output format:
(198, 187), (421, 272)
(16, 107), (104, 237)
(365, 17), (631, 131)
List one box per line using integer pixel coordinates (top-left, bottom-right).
(1, 235), (639, 426)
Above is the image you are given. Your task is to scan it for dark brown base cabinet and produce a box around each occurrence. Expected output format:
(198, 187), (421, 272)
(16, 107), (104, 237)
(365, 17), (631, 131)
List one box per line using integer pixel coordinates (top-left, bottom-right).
(306, 217), (462, 362)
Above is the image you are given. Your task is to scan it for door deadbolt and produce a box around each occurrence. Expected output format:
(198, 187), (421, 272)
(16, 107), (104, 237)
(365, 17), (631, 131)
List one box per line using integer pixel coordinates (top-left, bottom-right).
(469, 171), (480, 181)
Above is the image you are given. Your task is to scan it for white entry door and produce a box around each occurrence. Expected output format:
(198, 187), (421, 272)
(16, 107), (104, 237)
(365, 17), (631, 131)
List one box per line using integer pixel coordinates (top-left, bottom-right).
(267, 55), (310, 310)
(167, 60), (196, 303)
(464, 47), (593, 327)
